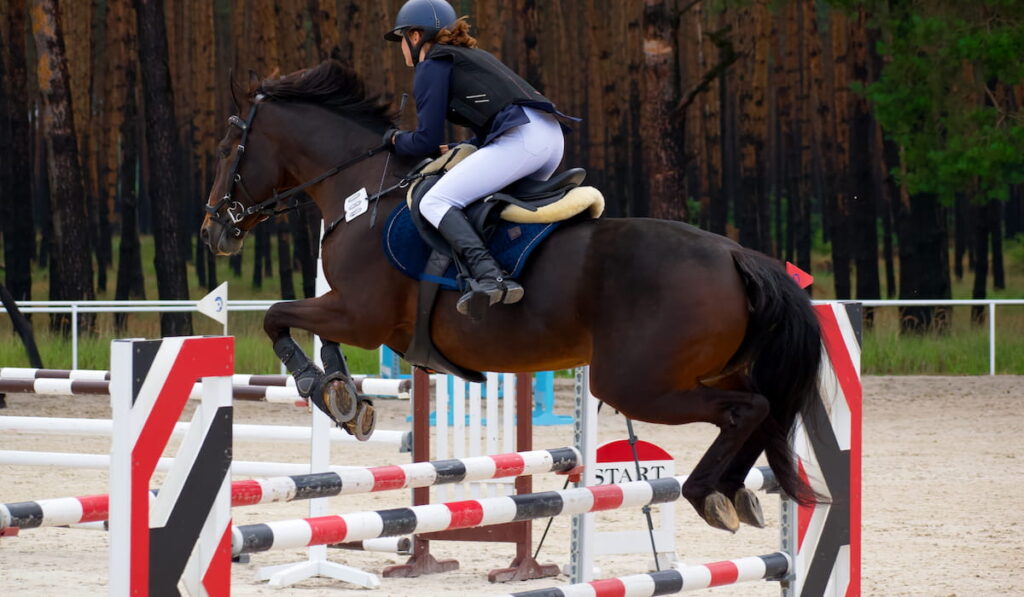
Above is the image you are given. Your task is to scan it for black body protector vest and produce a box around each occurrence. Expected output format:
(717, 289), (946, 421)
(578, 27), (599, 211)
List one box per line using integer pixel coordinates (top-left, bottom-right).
(427, 44), (553, 131)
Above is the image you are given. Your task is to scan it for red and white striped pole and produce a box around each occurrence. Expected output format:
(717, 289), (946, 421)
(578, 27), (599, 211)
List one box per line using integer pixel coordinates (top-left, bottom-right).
(3, 448), (580, 530)
(495, 552), (791, 596)
(232, 475), (692, 556)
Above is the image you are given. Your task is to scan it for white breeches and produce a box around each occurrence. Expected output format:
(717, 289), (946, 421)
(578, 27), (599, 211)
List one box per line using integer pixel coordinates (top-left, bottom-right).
(420, 107), (565, 227)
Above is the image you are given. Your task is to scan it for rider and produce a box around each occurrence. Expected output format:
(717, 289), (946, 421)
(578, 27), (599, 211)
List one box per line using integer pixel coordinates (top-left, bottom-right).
(384, 0), (572, 317)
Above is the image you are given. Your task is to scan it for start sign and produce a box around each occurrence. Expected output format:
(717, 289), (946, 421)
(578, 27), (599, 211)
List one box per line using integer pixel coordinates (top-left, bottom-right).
(594, 439), (673, 484)
(592, 439), (677, 569)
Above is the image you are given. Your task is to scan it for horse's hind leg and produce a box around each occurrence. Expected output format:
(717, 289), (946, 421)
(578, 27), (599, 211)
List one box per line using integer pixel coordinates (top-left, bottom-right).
(594, 381), (769, 532)
(716, 432), (768, 528)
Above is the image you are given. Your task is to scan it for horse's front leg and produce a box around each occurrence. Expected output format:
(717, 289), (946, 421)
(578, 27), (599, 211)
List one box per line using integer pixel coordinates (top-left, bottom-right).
(264, 292), (374, 439)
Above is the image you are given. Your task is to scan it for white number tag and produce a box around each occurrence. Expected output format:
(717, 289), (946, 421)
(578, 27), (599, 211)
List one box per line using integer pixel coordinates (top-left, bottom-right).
(344, 188), (369, 222)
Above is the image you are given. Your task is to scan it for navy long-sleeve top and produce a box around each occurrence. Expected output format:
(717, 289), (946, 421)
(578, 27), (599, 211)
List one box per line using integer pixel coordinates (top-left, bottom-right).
(393, 57), (570, 157)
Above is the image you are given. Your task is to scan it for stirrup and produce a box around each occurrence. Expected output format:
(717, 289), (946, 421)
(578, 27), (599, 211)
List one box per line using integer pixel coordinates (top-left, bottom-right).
(501, 279), (524, 305)
(456, 278), (503, 316)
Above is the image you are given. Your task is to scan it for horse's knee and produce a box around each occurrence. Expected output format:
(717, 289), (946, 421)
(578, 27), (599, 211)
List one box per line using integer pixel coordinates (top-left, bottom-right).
(263, 303), (290, 339)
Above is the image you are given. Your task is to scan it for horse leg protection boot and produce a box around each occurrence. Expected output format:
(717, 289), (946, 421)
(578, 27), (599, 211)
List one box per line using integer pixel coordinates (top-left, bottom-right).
(436, 208), (524, 317)
(273, 336), (323, 400)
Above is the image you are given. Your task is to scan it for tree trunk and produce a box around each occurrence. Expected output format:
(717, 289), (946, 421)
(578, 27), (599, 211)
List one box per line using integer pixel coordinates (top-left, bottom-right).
(705, 20), (731, 235)
(827, 10), (852, 300)
(642, 0), (685, 221)
(252, 223), (268, 289)
(793, 0), (812, 279)
(1006, 184), (1022, 239)
(970, 201), (989, 325)
(3, 0), (36, 302)
(737, 1), (770, 252)
(30, 0), (95, 334)
(294, 204), (319, 298)
(114, 0), (145, 331)
(954, 194), (968, 280)
(990, 200), (1004, 291)
(134, 0), (192, 335)
(896, 188), (951, 333)
(873, 122), (898, 297)
(848, 9), (879, 307)
(277, 217), (295, 300)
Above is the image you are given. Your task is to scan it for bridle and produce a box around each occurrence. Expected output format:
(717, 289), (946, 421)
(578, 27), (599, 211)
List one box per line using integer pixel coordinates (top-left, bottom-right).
(204, 101), (391, 238)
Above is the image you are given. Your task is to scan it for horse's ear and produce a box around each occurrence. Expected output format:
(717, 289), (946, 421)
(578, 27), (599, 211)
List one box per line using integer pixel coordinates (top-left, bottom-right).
(229, 68), (243, 112)
(248, 70), (261, 95)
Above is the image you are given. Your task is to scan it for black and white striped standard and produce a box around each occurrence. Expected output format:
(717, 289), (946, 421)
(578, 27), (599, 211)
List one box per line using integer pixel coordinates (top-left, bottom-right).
(495, 552), (791, 597)
(0, 367), (411, 397)
(232, 475), (686, 556)
(108, 336), (234, 597)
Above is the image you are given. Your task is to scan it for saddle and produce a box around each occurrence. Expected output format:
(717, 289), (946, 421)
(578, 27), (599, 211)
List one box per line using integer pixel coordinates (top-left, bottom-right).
(392, 144), (604, 382)
(406, 144), (603, 257)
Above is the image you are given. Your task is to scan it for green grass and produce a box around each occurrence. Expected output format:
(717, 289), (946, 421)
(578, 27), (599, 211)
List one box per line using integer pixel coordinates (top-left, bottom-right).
(3, 234), (1024, 375)
(861, 306), (1024, 374)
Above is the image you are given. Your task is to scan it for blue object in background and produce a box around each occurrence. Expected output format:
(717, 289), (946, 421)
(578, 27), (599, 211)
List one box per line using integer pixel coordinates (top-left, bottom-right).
(380, 346), (571, 426)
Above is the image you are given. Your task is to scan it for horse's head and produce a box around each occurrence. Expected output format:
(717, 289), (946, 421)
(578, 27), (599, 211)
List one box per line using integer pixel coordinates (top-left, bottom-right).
(202, 61), (401, 255)
(201, 73), (287, 255)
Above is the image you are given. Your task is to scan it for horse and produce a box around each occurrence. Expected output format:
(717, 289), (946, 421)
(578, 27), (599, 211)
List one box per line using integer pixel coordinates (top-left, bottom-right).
(200, 61), (824, 533)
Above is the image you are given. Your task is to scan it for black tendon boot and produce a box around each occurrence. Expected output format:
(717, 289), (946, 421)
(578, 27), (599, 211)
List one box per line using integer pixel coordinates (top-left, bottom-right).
(273, 335), (323, 401)
(436, 208), (524, 317)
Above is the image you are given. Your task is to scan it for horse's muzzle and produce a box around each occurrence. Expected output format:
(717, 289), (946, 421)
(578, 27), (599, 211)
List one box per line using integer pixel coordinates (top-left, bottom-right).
(201, 219), (244, 256)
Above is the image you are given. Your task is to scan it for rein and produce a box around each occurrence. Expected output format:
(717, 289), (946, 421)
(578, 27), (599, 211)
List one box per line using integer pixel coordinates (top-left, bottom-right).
(205, 101), (392, 238)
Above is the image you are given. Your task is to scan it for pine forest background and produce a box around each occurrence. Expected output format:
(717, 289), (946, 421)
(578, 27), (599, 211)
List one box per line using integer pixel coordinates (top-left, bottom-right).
(1, 0), (1023, 350)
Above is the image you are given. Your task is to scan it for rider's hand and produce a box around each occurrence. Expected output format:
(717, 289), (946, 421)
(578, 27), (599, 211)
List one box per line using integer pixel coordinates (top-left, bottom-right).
(438, 145), (450, 154)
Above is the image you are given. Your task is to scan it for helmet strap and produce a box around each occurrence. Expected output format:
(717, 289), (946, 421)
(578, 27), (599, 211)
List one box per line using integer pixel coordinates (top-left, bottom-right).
(404, 30), (429, 66)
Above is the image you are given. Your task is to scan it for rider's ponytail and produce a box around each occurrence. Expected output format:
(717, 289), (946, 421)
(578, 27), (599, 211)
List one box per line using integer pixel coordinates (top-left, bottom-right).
(434, 16), (477, 48)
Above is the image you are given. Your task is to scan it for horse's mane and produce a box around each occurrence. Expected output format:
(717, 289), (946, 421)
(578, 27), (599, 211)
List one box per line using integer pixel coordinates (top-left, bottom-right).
(257, 60), (395, 129)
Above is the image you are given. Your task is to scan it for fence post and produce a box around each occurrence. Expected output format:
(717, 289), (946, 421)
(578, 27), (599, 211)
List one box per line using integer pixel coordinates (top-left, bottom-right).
(72, 304), (79, 369)
(989, 303), (996, 376)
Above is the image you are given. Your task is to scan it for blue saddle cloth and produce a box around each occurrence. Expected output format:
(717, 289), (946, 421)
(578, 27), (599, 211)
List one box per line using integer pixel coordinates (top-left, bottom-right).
(382, 203), (560, 290)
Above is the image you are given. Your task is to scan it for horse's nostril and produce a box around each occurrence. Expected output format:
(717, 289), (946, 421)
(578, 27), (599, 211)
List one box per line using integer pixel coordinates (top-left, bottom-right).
(200, 226), (210, 244)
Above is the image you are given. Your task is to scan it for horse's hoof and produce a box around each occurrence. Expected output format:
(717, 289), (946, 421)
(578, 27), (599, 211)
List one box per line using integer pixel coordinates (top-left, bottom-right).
(733, 488), (765, 528)
(343, 401), (376, 441)
(702, 491), (740, 533)
(323, 377), (357, 424)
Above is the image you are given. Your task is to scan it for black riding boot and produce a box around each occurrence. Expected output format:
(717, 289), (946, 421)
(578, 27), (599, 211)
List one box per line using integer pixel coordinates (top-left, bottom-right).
(436, 208), (524, 316)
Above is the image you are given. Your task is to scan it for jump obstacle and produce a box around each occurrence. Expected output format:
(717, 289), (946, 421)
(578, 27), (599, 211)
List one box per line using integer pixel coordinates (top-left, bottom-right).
(498, 552), (792, 597)
(231, 472), (769, 556)
(0, 369), (409, 402)
(0, 447), (580, 530)
(1, 303), (860, 596)
(555, 301), (861, 597)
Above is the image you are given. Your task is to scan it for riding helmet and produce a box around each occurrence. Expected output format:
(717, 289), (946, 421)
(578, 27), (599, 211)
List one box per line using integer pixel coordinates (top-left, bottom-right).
(384, 0), (458, 42)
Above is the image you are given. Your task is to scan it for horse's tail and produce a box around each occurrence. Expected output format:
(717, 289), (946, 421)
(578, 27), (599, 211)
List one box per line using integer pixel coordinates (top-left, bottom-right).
(730, 247), (823, 507)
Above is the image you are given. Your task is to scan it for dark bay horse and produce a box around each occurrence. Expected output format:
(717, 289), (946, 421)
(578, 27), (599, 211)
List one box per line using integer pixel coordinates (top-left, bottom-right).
(200, 62), (823, 532)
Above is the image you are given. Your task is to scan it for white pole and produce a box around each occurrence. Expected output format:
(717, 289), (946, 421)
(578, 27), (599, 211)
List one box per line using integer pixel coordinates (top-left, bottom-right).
(569, 366), (599, 584)
(71, 304), (79, 370)
(255, 222), (380, 589)
(989, 302), (996, 376)
(107, 339), (133, 597)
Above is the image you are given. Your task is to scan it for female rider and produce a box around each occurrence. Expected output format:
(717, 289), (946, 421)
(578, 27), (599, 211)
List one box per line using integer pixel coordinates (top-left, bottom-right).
(385, 0), (571, 317)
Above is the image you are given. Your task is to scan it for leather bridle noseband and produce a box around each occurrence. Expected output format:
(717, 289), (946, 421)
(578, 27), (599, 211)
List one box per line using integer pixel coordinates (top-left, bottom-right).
(204, 101), (391, 238)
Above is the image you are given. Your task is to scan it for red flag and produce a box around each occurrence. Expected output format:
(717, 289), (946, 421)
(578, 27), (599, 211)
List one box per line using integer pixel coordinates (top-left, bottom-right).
(786, 262), (814, 289)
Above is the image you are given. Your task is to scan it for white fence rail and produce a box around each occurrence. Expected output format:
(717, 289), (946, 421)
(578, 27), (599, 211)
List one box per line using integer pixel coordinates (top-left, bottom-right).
(4, 299), (1024, 374)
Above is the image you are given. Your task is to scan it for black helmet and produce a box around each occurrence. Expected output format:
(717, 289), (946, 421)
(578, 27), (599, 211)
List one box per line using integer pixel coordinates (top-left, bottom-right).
(384, 0), (457, 42)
